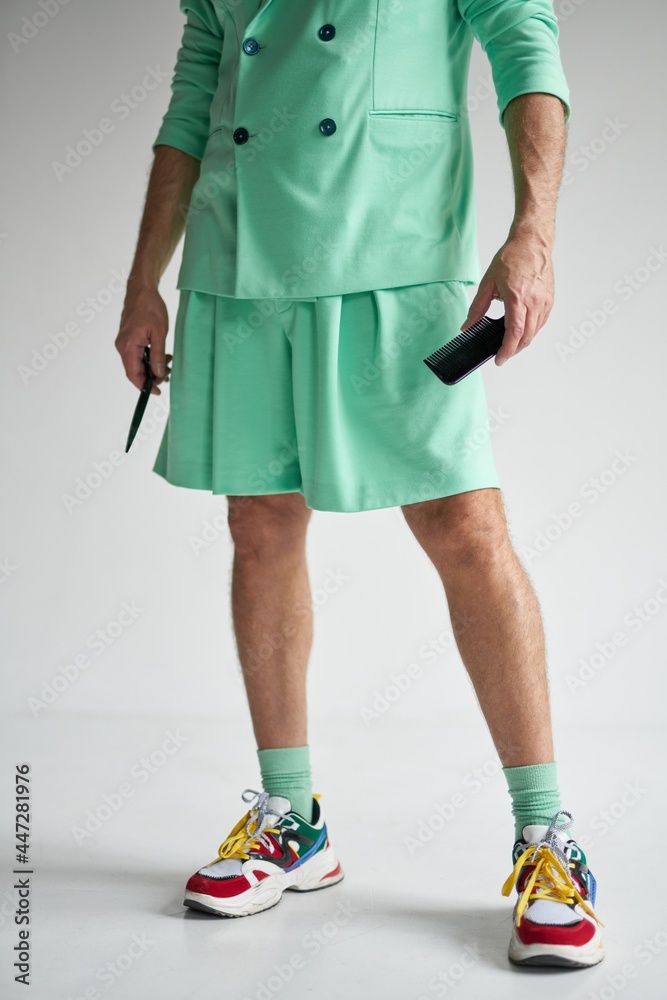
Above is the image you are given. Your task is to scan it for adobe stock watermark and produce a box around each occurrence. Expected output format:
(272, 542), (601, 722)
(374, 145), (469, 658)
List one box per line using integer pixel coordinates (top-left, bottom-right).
(241, 899), (358, 1000)
(186, 106), (298, 222)
(338, 0), (403, 63)
(416, 942), (481, 999)
(187, 440), (306, 554)
(382, 117), (461, 193)
(521, 448), (639, 567)
(406, 408), (508, 501)
(555, 245), (667, 361)
(360, 611), (475, 726)
(565, 578), (667, 694)
(0, 888), (26, 932)
(555, 0), (590, 19)
(70, 730), (189, 845)
(350, 320), (420, 394)
(65, 931), (154, 999)
(350, 286), (472, 395)
(188, 499), (256, 554)
(562, 116), (629, 187)
(61, 398), (169, 513)
(465, 73), (494, 117)
(18, 267), (128, 385)
(575, 780), (649, 852)
(233, 566), (351, 685)
(52, 67), (170, 181)
(404, 759), (501, 855)
(217, 251), (328, 350)
(277, 235), (338, 298)
(457, 406), (510, 460)
(220, 299), (288, 353)
(8, 0), (74, 54)
(0, 557), (18, 584)
(226, 107), (297, 165)
(27, 600), (145, 715)
(585, 919), (667, 1000)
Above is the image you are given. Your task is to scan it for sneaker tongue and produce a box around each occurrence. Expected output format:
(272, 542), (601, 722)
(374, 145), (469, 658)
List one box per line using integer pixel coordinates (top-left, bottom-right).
(265, 795), (291, 818)
(521, 822), (572, 859)
(521, 823), (550, 844)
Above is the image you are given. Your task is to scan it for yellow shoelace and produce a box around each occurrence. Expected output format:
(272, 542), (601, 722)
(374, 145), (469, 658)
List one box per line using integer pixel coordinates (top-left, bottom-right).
(206, 787), (322, 866)
(203, 789), (285, 866)
(213, 809), (281, 862)
(501, 843), (604, 927)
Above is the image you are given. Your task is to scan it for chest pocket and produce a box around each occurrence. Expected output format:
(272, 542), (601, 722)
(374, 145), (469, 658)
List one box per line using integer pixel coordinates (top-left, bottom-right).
(371, 0), (460, 119)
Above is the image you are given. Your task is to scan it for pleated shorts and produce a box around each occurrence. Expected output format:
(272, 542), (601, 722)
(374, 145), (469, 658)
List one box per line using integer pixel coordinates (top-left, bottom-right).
(152, 281), (501, 512)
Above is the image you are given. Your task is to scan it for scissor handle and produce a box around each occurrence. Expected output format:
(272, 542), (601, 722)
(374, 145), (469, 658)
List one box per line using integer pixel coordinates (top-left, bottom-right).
(140, 344), (155, 394)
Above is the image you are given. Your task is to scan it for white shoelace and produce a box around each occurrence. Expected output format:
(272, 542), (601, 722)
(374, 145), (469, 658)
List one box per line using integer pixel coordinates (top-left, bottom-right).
(239, 788), (286, 852)
(526, 808), (576, 889)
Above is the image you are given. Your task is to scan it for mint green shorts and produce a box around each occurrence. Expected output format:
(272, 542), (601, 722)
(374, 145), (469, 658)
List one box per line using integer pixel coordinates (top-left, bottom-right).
(152, 282), (501, 512)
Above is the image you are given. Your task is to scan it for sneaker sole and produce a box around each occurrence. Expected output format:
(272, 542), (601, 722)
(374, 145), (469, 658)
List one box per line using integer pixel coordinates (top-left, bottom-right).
(183, 845), (344, 918)
(508, 929), (605, 969)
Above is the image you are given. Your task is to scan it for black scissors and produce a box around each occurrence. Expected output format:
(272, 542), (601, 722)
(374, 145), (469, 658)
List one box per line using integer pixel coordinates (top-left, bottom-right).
(125, 345), (155, 452)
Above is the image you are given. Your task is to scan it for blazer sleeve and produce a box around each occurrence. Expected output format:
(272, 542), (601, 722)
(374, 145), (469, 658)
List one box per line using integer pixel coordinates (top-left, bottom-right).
(152, 0), (224, 160)
(456, 0), (571, 128)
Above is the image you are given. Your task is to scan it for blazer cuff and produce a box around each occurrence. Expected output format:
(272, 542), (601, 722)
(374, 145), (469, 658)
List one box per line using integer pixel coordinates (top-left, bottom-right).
(469, 3), (572, 129)
(152, 127), (207, 162)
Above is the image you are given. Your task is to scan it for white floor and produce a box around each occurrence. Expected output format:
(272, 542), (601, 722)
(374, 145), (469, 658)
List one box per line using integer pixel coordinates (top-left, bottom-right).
(0, 714), (662, 1000)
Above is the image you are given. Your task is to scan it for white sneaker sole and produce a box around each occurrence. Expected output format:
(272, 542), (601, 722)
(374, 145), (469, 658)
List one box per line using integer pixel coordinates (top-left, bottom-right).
(508, 925), (605, 968)
(183, 844), (344, 918)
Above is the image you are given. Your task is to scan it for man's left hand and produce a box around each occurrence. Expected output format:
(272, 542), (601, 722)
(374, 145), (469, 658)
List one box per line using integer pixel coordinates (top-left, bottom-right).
(460, 231), (555, 366)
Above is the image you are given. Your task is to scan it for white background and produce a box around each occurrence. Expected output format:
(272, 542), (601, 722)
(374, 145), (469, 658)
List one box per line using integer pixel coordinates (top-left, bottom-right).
(1, 1), (666, 998)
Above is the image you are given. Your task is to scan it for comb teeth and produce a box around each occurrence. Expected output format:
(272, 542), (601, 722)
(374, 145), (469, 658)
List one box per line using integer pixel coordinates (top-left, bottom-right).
(423, 314), (505, 385)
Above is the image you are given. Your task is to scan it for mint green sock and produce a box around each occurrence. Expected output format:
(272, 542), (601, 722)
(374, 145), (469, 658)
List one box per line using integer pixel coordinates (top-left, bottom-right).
(503, 762), (561, 841)
(257, 745), (313, 822)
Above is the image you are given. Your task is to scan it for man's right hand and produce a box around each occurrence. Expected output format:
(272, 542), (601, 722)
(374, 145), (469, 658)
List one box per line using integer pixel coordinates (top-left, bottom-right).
(115, 284), (172, 394)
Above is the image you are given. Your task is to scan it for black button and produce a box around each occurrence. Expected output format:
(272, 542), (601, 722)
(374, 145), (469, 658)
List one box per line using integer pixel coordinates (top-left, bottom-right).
(243, 38), (259, 54)
(233, 127), (249, 144)
(318, 24), (336, 41)
(319, 118), (337, 135)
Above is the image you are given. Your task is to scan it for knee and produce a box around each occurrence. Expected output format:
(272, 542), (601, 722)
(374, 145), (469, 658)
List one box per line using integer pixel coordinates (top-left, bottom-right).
(227, 494), (311, 559)
(403, 490), (510, 567)
(448, 516), (509, 568)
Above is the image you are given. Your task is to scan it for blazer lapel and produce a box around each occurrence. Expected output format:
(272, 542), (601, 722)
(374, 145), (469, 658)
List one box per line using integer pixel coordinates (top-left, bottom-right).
(244, 0), (278, 34)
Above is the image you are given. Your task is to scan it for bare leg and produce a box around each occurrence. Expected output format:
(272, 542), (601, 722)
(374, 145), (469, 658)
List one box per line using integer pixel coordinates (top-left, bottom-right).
(227, 493), (313, 750)
(401, 488), (553, 766)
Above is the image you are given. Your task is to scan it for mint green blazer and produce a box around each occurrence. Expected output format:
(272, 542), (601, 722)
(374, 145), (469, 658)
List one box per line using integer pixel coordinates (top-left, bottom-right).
(153, 0), (571, 299)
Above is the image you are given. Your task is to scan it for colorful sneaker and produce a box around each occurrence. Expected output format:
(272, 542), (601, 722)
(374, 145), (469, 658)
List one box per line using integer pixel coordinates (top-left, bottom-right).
(183, 787), (344, 917)
(501, 809), (604, 968)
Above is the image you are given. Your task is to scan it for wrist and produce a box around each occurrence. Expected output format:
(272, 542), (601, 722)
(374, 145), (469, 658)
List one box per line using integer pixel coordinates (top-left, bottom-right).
(508, 217), (555, 248)
(127, 271), (160, 293)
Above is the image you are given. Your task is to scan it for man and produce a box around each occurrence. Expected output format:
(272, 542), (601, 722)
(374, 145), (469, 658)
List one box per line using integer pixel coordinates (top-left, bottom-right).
(115, 0), (604, 969)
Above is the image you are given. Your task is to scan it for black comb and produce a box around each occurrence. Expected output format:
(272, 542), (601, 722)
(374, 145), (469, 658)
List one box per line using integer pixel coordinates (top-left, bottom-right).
(423, 314), (506, 385)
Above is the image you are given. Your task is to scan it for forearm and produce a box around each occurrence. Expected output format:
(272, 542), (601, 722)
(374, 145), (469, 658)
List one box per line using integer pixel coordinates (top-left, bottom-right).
(461, 92), (569, 360)
(127, 145), (201, 291)
(502, 92), (568, 249)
